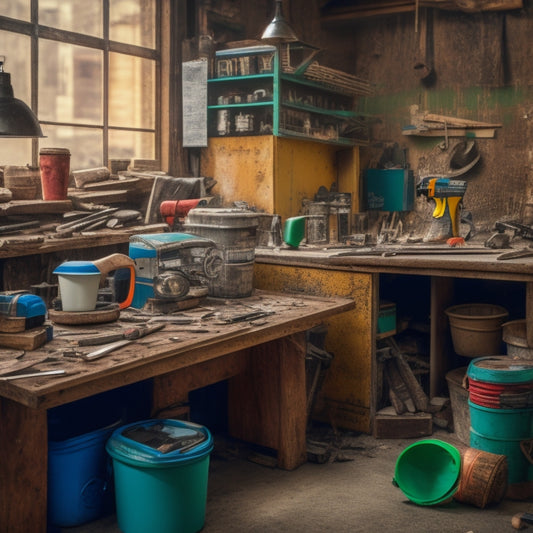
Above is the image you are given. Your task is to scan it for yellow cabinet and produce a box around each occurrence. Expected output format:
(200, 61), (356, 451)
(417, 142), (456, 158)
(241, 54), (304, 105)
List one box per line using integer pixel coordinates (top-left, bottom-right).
(254, 262), (376, 434)
(200, 136), (359, 221)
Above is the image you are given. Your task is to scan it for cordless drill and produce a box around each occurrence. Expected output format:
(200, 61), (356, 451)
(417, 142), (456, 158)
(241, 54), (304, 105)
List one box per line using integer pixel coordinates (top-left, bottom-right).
(417, 177), (467, 242)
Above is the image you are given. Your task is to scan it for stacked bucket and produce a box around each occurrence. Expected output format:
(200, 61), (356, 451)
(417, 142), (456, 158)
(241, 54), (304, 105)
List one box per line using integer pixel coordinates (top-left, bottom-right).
(467, 356), (533, 485)
(444, 303), (533, 490)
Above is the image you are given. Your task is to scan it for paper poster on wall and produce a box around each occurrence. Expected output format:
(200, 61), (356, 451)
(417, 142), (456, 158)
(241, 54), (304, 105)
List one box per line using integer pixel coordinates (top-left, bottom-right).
(182, 59), (208, 147)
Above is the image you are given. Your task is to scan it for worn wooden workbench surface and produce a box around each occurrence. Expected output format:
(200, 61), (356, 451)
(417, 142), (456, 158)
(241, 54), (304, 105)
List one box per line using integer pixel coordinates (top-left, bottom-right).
(255, 246), (533, 281)
(0, 290), (354, 410)
(0, 223), (168, 260)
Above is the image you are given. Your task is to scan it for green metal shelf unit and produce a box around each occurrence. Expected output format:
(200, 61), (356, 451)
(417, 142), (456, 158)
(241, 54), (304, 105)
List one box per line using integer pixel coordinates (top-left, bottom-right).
(207, 44), (365, 146)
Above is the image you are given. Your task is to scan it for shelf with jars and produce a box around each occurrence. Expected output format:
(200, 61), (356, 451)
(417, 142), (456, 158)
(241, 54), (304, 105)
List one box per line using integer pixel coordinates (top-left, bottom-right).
(207, 43), (371, 146)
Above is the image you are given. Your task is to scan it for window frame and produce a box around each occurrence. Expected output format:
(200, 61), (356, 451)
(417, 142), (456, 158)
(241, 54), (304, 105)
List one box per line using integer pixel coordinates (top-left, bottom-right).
(0, 0), (162, 168)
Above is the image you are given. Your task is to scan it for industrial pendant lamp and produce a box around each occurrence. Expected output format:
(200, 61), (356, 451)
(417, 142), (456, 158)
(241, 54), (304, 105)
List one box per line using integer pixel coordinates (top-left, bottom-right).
(0, 57), (43, 137)
(261, 0), (299, 43)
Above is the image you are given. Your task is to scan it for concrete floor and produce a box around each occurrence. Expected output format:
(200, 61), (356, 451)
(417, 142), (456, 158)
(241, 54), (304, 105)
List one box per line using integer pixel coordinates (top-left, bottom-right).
(57, 426), (530, 533)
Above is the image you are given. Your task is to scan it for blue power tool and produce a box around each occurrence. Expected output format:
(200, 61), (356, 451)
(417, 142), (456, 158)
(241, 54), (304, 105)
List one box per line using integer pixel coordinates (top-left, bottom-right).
(0, 291), (47, 329)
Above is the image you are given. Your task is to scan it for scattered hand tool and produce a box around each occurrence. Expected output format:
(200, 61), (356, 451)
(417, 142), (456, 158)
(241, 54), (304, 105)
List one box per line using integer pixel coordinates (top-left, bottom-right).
(78, 323), (168, 346)
(512, 512), (533, 530)
(55, 207), (118, 234)
(220, 310), (274, 323)
(495, 220), (533, 241)
(0, 369), (66, 381)
(497, 248), (533, 261)
(82, 324), (165, 360)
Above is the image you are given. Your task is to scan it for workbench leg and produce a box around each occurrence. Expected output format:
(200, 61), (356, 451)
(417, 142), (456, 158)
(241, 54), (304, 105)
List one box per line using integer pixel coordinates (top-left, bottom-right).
(228, 332), (307, 470)
(0, 398), (48, 533)
(430, 276), (455, 398)
(526, 282), (533, 348)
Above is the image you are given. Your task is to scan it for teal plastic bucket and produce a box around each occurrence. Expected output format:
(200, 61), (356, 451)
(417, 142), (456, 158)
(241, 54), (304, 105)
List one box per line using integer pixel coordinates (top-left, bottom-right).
(106, 419), (213, 533)
(467, 356), (533, 384)
(469, 400), (533, 440)
(470, 428), (531, 484)
(393, 439), (461, 506)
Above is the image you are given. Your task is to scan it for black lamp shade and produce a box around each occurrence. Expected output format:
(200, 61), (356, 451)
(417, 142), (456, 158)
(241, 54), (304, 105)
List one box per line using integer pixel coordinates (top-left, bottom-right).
(0, 71), (43, 138)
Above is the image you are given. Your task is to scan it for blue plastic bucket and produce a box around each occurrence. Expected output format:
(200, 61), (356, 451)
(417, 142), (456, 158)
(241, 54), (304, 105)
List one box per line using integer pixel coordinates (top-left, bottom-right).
(470, 428), (532, 484)
(106, 419), (213, 533)
(393, 439), (461, 506)
(48, 419), (120, 527)
(469, 400), (533, 440)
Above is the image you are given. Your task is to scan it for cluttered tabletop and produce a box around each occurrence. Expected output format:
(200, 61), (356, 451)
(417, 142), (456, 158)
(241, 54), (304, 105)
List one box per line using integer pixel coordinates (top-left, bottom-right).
(0, 290), (354, 409)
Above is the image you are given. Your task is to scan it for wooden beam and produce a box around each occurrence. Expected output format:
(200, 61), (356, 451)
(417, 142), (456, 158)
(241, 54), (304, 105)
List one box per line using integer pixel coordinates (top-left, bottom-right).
(321, 1), (414, 23)
(419, 0), (523, 12)
(320, 0), (523, 23)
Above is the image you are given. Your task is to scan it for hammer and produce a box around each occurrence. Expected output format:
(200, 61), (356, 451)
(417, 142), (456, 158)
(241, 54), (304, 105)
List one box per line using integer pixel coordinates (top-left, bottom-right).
(512, 513), (533, 530)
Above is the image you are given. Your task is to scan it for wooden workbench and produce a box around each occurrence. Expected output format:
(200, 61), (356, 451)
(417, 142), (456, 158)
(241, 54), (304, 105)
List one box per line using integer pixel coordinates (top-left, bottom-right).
(0, 290), (353, 532)
(254, 246), (533, 433)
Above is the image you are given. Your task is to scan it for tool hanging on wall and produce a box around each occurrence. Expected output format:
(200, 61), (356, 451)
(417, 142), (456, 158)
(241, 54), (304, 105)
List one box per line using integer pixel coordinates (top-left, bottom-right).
(417, 140), (480, 243)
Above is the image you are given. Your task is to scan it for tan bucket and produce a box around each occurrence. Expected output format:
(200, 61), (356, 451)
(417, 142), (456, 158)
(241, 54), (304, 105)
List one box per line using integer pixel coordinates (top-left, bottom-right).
(445, 303), (509, 357)
(455, 447), (508, 508)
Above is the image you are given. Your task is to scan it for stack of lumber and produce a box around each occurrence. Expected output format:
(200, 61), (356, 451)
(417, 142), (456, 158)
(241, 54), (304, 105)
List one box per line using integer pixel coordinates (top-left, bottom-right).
(374, 336), (451, 439)
(403, 105), (502, 138)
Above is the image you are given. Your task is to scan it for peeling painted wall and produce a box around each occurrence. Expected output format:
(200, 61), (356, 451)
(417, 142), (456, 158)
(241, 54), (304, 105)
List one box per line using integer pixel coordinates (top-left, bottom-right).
(199, 1), (533, 237)
(347, 8), (533, 235)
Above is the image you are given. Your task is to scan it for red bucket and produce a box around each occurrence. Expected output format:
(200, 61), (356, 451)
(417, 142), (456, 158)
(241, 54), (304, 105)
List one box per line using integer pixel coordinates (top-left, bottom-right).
(468, 377), (533, 409)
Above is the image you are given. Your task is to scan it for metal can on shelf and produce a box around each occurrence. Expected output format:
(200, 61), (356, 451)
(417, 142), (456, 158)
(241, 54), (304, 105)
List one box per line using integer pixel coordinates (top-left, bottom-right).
(217, 110), (230, 136)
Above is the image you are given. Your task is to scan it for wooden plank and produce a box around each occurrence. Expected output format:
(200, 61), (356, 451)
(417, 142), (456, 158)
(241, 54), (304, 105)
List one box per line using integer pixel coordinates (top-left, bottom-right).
(402, 128), (497, 138)
(151, 349), (248, 417)
(423, 113), (502, 128)
(373, 411), (433, 439)
(0, 200), (72, 216)
(71, 167), (110, 188)
(420, 0), (522, 12)
(67, 189), (129, 204)
(82, 177), (154, 195)
(0, 327), (48, 350)
(321, 0), (522, 22)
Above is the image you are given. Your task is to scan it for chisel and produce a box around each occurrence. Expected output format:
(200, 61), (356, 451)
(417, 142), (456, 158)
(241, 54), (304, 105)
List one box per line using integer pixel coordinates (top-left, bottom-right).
(78, 323), (166, 346)
(0, 369), (66, 380)
(82, 324), (165, 360)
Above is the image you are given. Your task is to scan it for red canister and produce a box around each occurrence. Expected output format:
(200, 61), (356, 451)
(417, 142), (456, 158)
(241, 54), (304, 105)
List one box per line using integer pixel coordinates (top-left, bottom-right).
(39, 148), (71, 200)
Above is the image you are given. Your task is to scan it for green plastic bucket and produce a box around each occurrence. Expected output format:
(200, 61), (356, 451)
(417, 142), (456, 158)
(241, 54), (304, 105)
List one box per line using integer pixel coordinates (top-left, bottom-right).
(469, 400), (533, 440)
(106, 419), (213, 533)
(393, 439), (461, 506)
(470, 428), (531, 484)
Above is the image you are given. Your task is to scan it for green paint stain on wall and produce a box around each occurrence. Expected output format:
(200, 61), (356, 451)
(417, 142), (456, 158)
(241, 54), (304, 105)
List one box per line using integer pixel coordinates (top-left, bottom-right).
(358, 86), (532, 128)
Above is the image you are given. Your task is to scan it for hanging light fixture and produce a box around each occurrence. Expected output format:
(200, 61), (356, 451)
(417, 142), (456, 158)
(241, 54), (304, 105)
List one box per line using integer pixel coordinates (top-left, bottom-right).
(0, 56), (43, 138)
(261, 0), (299, 43)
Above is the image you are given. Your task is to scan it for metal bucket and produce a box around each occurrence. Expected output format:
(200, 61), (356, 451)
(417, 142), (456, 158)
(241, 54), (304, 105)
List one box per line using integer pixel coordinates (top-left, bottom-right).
(183, 208), (259, 298)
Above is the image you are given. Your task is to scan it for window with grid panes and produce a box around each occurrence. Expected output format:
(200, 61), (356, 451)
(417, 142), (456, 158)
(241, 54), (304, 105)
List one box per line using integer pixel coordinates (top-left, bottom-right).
(0, 0), (159, 170)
